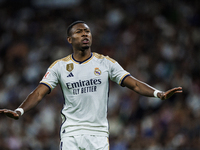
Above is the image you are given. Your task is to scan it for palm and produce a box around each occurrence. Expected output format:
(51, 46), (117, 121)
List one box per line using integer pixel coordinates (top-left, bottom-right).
(0, 109), (19, 120)
(160, 87), (182, 100)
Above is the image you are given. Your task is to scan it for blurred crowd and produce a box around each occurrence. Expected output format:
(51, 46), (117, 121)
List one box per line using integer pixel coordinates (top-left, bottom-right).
(0, 0), (200, 149)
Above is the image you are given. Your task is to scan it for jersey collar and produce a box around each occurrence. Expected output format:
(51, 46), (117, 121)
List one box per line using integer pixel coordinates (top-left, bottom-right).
(71, 52), (93, 64)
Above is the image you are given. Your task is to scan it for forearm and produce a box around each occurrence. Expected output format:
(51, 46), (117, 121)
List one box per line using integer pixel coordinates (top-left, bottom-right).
(16, 84), (49, 115)
(123, 76), (182, 100)
(123, 76), (161, 97)
(18, 91), (43, 113)
(132, 79), (158, 97)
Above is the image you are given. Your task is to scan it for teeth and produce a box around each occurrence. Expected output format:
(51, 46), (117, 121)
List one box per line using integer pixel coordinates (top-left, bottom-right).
(83, 40), (88, 42)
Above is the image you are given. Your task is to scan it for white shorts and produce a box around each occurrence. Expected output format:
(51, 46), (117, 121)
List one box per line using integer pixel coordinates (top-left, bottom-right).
(60, 135), (109, 150)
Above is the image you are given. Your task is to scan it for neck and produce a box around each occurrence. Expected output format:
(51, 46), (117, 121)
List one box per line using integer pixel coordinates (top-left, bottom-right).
(73, 48), (91, 62)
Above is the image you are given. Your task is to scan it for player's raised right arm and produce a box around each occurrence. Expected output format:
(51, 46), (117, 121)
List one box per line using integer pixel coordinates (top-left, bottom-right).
(0, 84), (49, 120)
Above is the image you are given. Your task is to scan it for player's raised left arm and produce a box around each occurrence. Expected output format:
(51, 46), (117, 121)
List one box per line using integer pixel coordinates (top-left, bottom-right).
(122, 76), (182, 100)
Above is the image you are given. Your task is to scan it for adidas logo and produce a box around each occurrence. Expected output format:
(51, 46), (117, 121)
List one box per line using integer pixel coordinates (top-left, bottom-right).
(67, 72), (74, 77)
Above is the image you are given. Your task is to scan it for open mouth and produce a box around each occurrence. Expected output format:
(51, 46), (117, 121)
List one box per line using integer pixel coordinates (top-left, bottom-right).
(82, 38), (89, 44)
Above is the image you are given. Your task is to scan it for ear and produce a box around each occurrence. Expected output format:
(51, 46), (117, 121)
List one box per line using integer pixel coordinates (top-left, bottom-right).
(67, 37), (72, 44)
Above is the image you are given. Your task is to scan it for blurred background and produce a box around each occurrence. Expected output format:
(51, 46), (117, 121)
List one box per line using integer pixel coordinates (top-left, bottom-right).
(0, 0), (200, 149)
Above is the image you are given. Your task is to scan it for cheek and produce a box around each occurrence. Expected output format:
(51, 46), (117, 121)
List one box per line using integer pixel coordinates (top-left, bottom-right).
(72, 37), (80, 44)
(89, 34), (92, 43)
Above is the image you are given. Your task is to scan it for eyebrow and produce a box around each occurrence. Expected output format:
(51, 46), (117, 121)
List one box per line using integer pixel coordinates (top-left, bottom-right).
(74, 28), (90, 33)
(76, 28), (89, 31)
(70, 26), (90, 36)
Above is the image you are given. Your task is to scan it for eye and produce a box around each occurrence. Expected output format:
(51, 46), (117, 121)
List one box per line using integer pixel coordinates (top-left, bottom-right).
(76, 30), (81, 33)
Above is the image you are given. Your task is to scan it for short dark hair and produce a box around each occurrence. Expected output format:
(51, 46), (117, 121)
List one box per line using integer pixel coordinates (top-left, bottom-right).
(67, 20), (86, 37)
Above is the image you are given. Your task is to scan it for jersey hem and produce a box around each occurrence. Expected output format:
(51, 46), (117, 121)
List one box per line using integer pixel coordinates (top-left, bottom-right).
(61, 129), (109, 139)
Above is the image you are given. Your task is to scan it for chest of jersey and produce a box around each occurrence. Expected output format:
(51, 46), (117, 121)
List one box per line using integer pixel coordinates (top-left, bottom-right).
(59, 61), (109, 96)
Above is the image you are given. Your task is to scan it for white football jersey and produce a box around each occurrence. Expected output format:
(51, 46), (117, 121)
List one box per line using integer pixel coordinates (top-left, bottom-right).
(40, 52), (130, 138)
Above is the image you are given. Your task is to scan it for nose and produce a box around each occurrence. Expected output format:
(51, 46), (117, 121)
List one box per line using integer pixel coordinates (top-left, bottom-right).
(82, 31), (88, 37)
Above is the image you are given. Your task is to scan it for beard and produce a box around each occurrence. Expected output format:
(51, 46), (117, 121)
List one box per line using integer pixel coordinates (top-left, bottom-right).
(81, 45), (90, 51)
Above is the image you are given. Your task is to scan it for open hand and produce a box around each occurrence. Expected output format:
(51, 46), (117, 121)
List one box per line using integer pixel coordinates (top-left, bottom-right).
(0, 109), (20, 120)
(159, 87), (183, 100)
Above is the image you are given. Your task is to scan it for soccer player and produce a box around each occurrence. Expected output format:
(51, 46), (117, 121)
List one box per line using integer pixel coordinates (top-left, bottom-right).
(0, 21), (182, 150)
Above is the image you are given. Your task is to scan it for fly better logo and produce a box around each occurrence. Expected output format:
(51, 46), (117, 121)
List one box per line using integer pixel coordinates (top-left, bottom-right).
(66, 79), (102, 95)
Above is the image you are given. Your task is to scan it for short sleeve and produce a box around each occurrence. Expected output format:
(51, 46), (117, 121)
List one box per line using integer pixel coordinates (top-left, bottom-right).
(109, 60), (130, 85)
(40, 62), (59, 93)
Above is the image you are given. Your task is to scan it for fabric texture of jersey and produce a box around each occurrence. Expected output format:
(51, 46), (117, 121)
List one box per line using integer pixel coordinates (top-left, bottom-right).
(40, 52), (130, 138)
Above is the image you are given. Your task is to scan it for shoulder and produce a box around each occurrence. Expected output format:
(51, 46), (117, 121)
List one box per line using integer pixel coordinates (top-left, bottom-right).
(93, 52), (116, 63)
(49, 54), (72, 69)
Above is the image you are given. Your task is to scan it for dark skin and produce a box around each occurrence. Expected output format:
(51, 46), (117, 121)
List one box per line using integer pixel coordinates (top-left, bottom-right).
(67, 23), (92, 62)
(0, 23), (183, 120)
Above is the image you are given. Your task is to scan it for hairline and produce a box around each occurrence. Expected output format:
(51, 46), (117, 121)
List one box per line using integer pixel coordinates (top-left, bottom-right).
(67, 21), (87, 37)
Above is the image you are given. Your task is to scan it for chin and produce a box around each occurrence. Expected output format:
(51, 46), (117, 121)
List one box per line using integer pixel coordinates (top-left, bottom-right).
(81, 46), (90, 50)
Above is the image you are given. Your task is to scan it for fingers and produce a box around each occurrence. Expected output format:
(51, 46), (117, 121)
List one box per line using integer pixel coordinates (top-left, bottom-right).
(174, 87), (182, 90)
(174, 91), (183, 94)
(0, 109), (9, 114)
(168, 87), (183, 93)
(173, 87), (183, 93)
(161, 87), (183, 100)
(0, 109), (19, 119)
(0, 109), (7, 113)
(2, 109), (13, 114)
(0, 109), (15, 114)
(175, 87), (182, 89)
(171, 87), (182, 90)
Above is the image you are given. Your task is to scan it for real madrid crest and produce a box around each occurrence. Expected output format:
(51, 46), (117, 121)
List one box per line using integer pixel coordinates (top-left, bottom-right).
(94, 67), (101, 76)
(66, 63), (74, 72)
